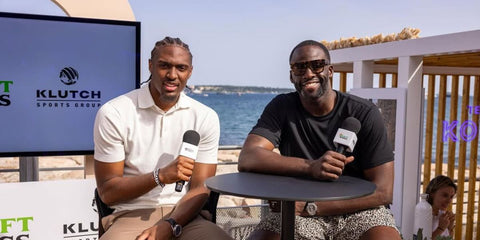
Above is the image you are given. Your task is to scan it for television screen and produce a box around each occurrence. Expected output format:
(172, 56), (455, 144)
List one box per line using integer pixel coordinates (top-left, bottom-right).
(0, 12), (140, 157)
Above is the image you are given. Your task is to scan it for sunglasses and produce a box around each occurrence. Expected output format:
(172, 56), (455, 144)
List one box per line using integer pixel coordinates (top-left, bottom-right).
(290, 59), (329, 76)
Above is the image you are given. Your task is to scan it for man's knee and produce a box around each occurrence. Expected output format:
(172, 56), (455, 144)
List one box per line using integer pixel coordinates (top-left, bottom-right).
(180, 216), (232, 240)
(360, 226), (401, 240)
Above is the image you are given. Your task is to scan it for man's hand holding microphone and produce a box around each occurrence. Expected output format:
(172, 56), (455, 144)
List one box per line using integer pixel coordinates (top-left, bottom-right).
(153, 130), (200, 191)
(309, 117), (361, 181)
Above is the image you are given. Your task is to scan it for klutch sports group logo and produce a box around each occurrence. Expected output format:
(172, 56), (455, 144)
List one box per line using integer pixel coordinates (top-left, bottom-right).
(36, 67), (102, 109)
(59, 67), (79, 85)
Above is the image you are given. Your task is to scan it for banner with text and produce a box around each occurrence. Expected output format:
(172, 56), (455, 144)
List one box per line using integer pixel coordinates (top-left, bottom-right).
(0, 179), (98, 240)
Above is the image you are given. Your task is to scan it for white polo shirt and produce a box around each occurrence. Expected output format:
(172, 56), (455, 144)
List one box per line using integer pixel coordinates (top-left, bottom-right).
(93, 84), (220, 211)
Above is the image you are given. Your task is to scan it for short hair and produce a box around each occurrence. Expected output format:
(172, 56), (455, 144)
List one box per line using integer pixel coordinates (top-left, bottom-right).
(150, 36), (193, 61)
(289, 40), (330, 63)
(141, 37), (192, 85)
(425, 175), (457, 205)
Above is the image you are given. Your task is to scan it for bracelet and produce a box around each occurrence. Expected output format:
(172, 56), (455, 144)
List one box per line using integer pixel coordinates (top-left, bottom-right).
(153, 168), (165, 187)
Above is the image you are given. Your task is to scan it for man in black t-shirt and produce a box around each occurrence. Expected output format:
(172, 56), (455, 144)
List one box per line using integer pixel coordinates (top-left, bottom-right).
(238, 40), (401, 240)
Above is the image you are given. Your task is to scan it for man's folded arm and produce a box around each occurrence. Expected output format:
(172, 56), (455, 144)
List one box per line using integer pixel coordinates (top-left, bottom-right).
(238, 134), (312, 177)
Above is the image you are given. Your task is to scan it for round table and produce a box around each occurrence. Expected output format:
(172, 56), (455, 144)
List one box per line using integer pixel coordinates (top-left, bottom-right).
(205, 172), (376, 240)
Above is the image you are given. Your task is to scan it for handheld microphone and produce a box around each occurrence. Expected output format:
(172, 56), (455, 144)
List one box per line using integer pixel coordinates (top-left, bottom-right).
(333, 117), (361, 155)
(175, 130), (200, 192)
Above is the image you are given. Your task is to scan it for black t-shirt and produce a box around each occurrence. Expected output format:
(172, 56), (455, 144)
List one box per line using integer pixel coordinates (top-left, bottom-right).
(250, 91), (394, 179)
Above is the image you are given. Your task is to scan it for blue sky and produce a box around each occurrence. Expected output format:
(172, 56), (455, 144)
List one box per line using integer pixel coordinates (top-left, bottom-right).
(2, 0), (480, 88)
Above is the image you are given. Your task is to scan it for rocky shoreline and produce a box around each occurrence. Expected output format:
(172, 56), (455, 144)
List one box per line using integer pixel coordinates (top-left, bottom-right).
(0, 150), (260, 208)
(0, 150), (241, 181)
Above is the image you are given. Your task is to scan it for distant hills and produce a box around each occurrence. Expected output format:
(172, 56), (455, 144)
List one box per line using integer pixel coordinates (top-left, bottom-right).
(186, 85), (294, 94)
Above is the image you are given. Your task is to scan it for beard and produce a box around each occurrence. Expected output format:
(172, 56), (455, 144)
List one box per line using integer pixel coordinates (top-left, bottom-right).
(294, 74), (329, 100)
(159, 92), (179, 103)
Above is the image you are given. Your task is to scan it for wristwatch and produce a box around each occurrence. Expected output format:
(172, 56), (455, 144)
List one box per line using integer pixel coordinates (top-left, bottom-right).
(165, 218), (182, 237)
(305, 202), (317, 216)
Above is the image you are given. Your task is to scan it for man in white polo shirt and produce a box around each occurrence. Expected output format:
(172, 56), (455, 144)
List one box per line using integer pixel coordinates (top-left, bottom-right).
(93, 37), (231, 240)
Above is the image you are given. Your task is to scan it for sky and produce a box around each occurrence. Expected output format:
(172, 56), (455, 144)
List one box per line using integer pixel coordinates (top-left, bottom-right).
(1, 0), (480, 88)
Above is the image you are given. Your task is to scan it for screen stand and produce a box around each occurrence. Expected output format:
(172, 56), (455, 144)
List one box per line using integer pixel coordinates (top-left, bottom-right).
(19, 157), (39, 182)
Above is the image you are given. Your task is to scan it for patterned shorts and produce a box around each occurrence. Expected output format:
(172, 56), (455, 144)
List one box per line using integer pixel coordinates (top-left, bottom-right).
(255, 206), (398, 240)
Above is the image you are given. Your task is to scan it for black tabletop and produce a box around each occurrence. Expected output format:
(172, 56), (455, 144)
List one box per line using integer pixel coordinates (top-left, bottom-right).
(205, 172), (376, 202)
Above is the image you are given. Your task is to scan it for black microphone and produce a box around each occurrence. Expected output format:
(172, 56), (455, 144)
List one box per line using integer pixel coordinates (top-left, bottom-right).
(175, 130), (200, 192)
(333, 117), (361, 155)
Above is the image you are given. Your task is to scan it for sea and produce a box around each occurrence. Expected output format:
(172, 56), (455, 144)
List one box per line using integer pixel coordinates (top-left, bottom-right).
(190, 92), (278, 146)
(190, 93), (479, 165)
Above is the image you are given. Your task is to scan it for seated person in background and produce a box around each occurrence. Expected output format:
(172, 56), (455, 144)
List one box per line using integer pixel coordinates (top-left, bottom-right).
(426, 175), (456, 239)
(93, 37), (231, 240)
(238, 40), (401, 240)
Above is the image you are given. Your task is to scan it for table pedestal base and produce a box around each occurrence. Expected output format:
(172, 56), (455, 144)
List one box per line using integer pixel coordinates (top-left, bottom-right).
(281, 201), (295, 240)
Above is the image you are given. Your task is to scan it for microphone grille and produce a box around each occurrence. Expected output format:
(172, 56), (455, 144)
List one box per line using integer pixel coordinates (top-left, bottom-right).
(183, 130), (200, 146)
(341, 117), (361, 134)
